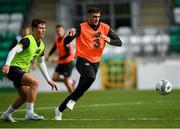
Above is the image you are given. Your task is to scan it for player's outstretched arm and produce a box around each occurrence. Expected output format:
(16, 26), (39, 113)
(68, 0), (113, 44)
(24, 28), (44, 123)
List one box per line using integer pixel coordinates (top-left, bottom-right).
(68, 28), (77, 37)
(2, 44), (23, 74)
(101, 35), (111, 43)
(46, 44), (56, 62)
(107, 28), (122, 46)
(64, 26), (80, 45)
(37, 56), (58, 91)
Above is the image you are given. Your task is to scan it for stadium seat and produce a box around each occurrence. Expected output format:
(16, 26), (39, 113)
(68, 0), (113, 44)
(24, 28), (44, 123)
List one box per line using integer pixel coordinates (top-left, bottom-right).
(5, 33), (16, 41)
(156, 34), (170, 54)
(0, 50), (8, 60)
(0, 33), (15, 42)
(175, 0), (180, 7)
(0, 5), (13, 13)
(8, 21), (21, 34)
(1, 40), (12, 50)
(119, 35), (129, 45)
(170, 26), (180, 34)
(173, 7), (180, 24)
(117, 27), (132, 35)
(119, 35), (129, 54)
(130, 35), (142, 54)
(10, 13), (23, 23)
(104, 42), (126, 55)
(0, 23), (8, 34)
(143, 27), (159, 35)
(169, 34), (180, 52)
(0, 60), (5, 67)
(13, 5), (26, 14)
(0, 14), (10, 23)
(170, 34), (180, 42)
(142, 35), (156, 54)
(169, 26), (180, 52)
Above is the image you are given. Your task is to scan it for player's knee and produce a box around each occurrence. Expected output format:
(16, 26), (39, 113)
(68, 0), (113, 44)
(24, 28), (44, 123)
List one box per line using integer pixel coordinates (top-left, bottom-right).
(52, 75), (58, 81)
(31, 79), (39, 88)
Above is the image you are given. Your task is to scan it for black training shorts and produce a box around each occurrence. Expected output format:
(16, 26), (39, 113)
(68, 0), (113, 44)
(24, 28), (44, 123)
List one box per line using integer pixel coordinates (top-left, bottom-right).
(55, 61), (74, 77)
(75, 57), (99, 78)
(7, 66), (25, 88)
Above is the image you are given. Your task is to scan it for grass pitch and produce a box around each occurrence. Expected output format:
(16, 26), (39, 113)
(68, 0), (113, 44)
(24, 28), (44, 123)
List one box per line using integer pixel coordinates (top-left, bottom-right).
(0, 89), (180, 128)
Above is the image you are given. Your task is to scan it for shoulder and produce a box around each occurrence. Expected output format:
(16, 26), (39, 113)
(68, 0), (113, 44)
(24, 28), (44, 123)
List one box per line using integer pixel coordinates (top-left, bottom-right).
(19, 38), (30, 49)
(20, 37), (30, 43)
(80, 22), (88, 28)
(80, 22), (87, 26)
(100, 22), (110, 34)
(100, 22), (110, 29)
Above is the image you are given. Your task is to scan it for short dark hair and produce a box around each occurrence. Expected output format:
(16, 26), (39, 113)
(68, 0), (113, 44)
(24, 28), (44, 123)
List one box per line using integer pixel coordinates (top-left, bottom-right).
(31, 19), (46, 28)
(56, 24), (64, 29)
(87, 7), (101, 14)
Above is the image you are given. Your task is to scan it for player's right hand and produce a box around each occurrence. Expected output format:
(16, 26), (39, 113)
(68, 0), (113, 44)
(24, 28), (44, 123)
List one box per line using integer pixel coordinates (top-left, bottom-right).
(2, 65), (10, 74)
(68, 28), (76, 37)
(101, 35), (111, 43)
(48, 80), (58, 91)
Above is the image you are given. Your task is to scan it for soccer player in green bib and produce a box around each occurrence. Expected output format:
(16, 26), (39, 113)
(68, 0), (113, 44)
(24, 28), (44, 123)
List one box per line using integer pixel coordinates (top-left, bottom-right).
(1, 19), (58, 122)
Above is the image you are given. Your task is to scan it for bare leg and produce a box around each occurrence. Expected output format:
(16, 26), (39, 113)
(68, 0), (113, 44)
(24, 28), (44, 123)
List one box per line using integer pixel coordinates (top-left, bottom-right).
(20, 73), (44, 120)
(1, 73), (43, 121)
(64, 77), (75, 93)
(52, 72), (64, 82)
(11, 86), (29, 109)
(0, 85), (29, 122)
(52, 72), (75, 93)
(21, 73), (39, 103)
(1, 86), (28, 117)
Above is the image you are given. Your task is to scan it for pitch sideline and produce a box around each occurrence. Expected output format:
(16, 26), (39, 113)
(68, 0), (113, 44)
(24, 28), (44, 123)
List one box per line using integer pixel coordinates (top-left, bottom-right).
(0, 100), (180, 114)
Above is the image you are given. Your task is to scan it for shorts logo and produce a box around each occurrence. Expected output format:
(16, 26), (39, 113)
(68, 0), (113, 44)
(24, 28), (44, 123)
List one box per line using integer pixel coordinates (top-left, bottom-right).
(85, 62), (90, 66)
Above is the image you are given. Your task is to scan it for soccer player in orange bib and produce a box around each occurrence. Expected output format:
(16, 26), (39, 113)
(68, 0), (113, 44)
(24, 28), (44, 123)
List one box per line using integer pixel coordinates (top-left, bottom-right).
(54, 7), (122, 120)
(46, 24), (75, 93)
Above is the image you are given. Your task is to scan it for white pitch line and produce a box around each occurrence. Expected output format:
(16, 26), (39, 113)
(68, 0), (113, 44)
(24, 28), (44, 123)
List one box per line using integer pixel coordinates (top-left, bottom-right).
(0, 100), (180, 114)
(0, 101), (142, 114)
(13, 117), (180, 121)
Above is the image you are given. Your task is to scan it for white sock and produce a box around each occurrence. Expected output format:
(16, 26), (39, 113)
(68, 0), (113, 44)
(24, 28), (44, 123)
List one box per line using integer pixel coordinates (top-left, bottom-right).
(4, 105), (15, 116)
(26, 102), (34, 113)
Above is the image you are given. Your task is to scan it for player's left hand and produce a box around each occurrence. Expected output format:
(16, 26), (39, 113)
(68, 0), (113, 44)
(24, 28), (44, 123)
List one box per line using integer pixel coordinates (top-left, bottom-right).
(48, 80), (58, 91)
(101, 35), (110, 43)
(68, 28), (76, 37)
